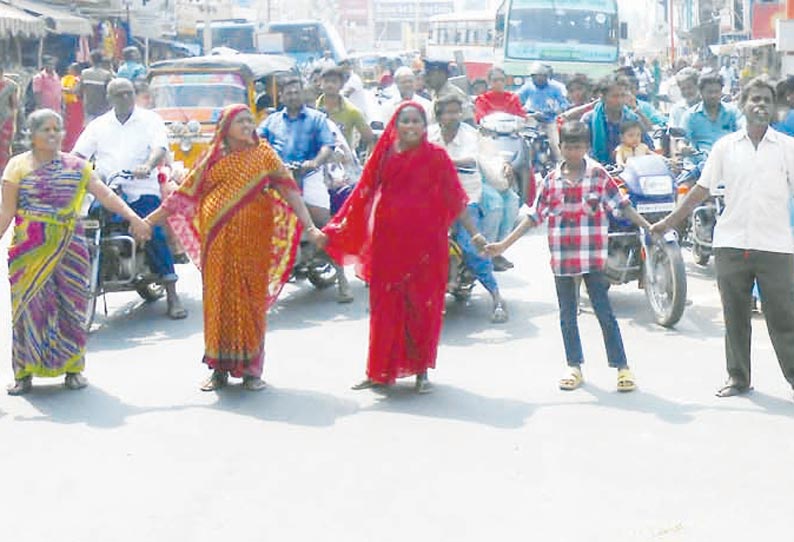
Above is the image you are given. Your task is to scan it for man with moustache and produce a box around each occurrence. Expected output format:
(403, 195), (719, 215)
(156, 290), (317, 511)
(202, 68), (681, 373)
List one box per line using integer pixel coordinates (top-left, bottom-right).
(651, 77), (794, 398)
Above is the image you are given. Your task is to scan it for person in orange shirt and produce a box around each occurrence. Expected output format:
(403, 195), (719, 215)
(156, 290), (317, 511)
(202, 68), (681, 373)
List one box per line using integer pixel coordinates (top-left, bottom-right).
(474, 66), (526, 123)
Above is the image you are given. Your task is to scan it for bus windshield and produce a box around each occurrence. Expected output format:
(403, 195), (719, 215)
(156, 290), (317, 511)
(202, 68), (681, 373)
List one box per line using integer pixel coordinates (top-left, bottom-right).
(505, 6), (618, 62)
(265, 22), (347, 63)
(150, 73), (247, 110)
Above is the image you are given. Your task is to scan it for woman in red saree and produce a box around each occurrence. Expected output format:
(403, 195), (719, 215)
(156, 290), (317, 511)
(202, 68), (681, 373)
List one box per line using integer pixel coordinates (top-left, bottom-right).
(145, 104), (321, 391)
(321, 102), (485, 393)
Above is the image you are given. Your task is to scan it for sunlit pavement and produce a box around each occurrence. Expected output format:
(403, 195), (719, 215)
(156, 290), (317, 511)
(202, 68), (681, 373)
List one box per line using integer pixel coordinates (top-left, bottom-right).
(0, 229), (791, 541)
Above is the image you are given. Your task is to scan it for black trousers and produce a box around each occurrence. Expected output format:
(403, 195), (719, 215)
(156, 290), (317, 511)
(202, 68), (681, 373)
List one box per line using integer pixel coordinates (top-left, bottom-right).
(715, 248), (794, 388)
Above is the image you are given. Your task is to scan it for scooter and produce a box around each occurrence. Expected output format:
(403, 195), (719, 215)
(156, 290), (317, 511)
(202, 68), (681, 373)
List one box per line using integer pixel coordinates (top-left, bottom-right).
(478, 112), (535, 204)
(605, 154), (688, 327)
(79, 171), (165, 331)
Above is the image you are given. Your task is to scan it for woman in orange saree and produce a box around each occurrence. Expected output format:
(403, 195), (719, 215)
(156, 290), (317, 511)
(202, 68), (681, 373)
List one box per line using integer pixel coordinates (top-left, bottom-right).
(145, 104), (321, 391)
(321, 102), (484, 393)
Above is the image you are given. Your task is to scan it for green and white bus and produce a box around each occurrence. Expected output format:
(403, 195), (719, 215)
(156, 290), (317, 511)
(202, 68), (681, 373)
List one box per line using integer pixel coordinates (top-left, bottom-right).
(496, 0), (622, 85)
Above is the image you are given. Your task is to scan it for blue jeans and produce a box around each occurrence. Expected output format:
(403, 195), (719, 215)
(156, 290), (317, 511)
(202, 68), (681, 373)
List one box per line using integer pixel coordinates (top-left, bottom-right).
(554, 272), (627, 368)
(480, 184), (519, 242)
(453, 203), (499, 294)
(128, 195), (177, 282)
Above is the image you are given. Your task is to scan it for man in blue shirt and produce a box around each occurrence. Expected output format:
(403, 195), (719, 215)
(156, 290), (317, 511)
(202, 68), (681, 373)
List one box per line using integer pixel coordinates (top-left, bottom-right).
(682, 72), (744, 152)
(259, 77), (353, 302)
(116, 46), (147, 81)
(517, 62), (569, 160)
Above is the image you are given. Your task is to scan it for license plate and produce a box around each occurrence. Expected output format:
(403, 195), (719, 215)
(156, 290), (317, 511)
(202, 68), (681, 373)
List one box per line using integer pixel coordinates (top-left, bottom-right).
(79, 219), (100, 229)
(636, 202), (675, 213)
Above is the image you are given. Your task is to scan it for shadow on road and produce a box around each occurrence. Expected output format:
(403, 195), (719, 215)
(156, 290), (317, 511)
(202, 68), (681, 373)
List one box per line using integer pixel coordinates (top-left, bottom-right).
(268, 281), (369, 331)
(208, 385), (359, 427)
(13, 384), (191, 428)
(363, 383), (537, 428)
(442, 295), (557, 347)
(583, 384), (700, 424)
(87, 293), (204, 352)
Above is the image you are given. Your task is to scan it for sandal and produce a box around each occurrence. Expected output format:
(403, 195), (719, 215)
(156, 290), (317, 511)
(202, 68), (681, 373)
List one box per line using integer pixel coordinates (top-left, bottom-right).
(617, 368), (636, 392)
(351, 379), (380, 391)
(200, 370), (228, 392)
(242, 376), (266, 392)
(7, 375), (32, 396)
(65, 373), (88, 390)
(167, 301), (188, 320)
(491, 301), (509, 324)
(559, 366), (583, 391)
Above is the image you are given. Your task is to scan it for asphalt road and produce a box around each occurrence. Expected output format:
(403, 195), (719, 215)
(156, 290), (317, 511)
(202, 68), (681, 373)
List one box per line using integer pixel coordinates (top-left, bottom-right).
(0, 228), (792, 542)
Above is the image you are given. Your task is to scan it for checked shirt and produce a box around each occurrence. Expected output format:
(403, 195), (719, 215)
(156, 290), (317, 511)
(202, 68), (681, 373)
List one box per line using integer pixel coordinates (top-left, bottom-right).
(530, 157), (629, 276)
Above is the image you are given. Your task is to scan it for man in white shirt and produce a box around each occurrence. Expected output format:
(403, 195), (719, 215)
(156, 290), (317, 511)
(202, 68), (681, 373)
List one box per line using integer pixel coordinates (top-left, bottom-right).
(73, 78), (187, 319)
(428, 95), (507, 323)
(381, 67), (433, 123)
(339, 58), (370, 122)
(652, 77), (794, 397)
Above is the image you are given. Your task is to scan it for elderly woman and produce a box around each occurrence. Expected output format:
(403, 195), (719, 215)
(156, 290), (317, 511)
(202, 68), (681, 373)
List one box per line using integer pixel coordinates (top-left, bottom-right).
(320, 102), (483, 393)
(0, 109), (151, 395)
(145, 104), (321, 392)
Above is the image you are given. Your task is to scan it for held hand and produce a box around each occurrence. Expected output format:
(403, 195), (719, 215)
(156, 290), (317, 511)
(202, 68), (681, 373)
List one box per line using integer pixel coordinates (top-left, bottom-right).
(301, 160), (317, 172)
(131, 218), (153, 242)
(132, 164), (151, 179)
(649, 218), (669, 236)
(307, 226), (328, 250)
(502, 162), (515, 182)
(471, 233), (487, 253)
(484, 242), (505, 257)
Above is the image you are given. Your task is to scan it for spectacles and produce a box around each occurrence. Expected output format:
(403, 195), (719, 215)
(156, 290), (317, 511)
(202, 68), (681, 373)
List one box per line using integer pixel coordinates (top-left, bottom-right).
(110, 91), (134, 98)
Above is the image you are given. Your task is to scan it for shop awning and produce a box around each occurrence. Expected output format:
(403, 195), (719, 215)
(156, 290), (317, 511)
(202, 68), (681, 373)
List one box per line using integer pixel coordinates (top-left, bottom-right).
(7, 0), (93, 36)
(0, 2), (46, 38)
(709, 38), (776, 56)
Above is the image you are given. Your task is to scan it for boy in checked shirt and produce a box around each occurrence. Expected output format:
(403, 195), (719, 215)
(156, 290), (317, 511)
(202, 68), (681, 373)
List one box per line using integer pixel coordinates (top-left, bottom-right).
(486, 121), (651, 392)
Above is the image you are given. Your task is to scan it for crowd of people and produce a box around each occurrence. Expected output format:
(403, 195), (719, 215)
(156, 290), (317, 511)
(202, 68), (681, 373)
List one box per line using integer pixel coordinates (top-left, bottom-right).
(2, 50), (794, 404)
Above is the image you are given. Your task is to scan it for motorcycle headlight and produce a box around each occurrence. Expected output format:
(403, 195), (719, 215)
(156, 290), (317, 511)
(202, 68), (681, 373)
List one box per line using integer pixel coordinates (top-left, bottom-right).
(640, 175), (673, 196)
(180, 137), (193, 153)
(186, 120), (201, 134)
(513, 76), (524, 86)
(170, 121), (186, 136)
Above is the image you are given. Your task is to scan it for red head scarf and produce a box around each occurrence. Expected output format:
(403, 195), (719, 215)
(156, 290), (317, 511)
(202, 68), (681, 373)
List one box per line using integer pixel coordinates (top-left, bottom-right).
(181, 103), (257, 198)
(323, 101), (458, 281)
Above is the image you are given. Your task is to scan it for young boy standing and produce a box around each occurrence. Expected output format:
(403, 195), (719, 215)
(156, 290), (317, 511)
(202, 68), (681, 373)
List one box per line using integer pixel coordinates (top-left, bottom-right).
(486, 121), (651, 391)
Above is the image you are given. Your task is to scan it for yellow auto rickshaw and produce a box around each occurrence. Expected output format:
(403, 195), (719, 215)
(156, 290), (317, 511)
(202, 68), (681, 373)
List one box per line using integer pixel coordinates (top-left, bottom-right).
(148, 53), (297, 168)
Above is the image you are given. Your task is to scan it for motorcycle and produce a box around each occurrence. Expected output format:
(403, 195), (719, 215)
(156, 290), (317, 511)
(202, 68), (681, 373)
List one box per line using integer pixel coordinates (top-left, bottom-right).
(284, 161), (341, 290)
(674, 150), (719, 266)
(446, 165), (480, 302)
(478, 112), (535, 204)
(605, 154), (688, 327)
(79, 171), (165, 331)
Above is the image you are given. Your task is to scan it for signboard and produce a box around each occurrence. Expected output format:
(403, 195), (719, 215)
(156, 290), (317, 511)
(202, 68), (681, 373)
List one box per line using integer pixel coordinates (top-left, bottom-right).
(339, 0), (369, 24)
(752, 3), (785, 40)
(373, 0), (454, 22)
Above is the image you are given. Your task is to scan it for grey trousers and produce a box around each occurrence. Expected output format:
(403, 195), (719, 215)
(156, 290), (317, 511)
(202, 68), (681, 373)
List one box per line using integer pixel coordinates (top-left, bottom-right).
(715, 248), (794, 388)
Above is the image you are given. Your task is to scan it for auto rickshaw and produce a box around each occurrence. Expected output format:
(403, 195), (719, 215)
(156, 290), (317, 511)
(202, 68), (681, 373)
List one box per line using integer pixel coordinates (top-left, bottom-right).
(147, 53), (297, 168)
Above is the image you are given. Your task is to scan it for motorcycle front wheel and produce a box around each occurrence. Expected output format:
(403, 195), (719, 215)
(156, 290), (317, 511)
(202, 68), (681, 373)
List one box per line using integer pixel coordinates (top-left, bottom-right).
(307, 254), (339, 289)
(644, 241), (687, 328)
(692, 242), (711, 266)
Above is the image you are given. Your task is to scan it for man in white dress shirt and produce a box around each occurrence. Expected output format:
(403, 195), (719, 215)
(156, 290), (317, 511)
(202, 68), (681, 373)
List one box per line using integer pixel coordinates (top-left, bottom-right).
(73, 78), (186, 319)
(381, 67), (433, 123)
(652, 77), (794, 397)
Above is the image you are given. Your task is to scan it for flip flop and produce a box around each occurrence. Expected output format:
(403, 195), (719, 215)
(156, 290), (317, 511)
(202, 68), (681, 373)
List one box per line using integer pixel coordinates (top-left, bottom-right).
(167, 303), (188, 320)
